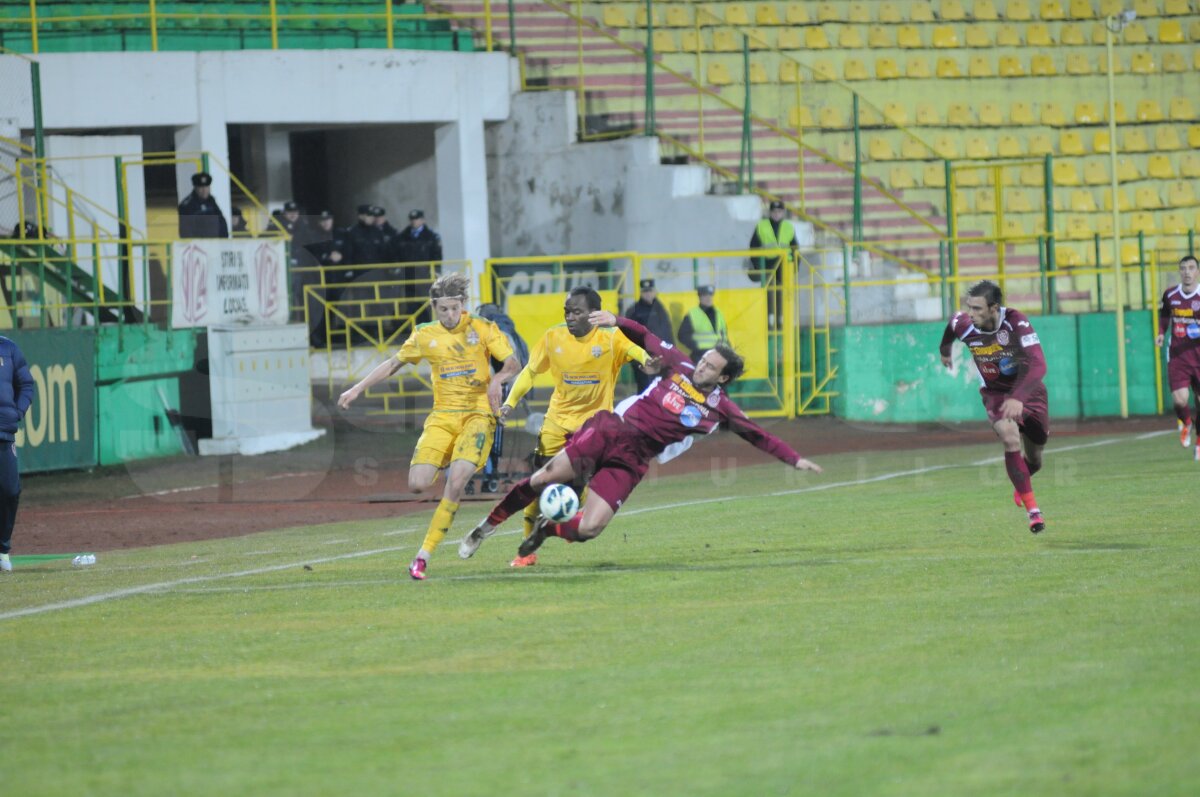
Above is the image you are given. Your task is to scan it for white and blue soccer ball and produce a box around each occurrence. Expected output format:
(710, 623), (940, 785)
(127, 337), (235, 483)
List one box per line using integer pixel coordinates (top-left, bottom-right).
(539, 483), (580, 523)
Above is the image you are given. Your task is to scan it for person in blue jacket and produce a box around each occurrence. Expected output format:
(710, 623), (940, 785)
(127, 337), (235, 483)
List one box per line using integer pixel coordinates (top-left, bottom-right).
(0, 335), (35, 573)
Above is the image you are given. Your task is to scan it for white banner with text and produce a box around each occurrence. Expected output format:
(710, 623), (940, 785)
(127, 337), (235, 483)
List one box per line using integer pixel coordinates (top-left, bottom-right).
(171, 239), (289, 328)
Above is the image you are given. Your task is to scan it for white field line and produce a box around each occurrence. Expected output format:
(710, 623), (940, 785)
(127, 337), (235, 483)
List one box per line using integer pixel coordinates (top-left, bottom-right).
(0, 431), (1174, 621)
(121, 471), (324, 500)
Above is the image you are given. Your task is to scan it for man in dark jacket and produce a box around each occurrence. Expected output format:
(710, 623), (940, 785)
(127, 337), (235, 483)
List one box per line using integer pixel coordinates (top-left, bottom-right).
(394, 209), (443, 321)
(677, 285), (729, 362)
(0, 335), (35, 573)
(345, 204), (388, 266)
(622, 278), (675, 392)
(178, 172), (229, 239)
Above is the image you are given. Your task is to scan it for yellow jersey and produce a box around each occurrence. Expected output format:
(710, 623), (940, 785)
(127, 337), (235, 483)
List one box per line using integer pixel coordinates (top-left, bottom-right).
(396, 312), (514, 413)
(505, 324), (647, 431)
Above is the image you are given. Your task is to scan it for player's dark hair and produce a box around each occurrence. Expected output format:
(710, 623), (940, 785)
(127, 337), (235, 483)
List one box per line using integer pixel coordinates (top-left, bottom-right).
(967, 280), (1003, 307)
(1180, 254), (1198, 267)
(712, 343), (745, 383)
(568, 286), (602, 311)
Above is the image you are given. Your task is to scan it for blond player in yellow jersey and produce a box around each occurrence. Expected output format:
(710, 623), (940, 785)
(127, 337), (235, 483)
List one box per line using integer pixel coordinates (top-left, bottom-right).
(338, 273), (520, 580)
(459, 286), (650, 567)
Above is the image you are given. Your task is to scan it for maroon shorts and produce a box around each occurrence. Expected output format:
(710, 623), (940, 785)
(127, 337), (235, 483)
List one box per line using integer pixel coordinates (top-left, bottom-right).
(561, 411), (652, 512)
(981, 387), (1050, 446)
(1167, 348), (1200, 392)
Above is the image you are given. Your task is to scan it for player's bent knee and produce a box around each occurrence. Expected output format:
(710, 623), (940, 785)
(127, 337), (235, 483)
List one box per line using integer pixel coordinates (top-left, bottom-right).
(576, 520), (606, 540)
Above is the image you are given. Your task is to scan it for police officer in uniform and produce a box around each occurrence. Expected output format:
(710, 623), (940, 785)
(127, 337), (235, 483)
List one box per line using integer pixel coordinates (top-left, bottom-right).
(393, 209), (443, 322)
(345, 204), (388, 266)
(621, 277), (675, 392)
(677, 285), (729, 362)
(178, 172), (229, 239)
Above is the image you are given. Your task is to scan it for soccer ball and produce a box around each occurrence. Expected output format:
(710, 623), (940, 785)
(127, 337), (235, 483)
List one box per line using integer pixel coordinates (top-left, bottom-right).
(539, 483), (580, 523)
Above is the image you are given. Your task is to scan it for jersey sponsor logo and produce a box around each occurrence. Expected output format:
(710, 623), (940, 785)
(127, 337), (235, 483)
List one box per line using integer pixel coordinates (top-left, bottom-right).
(680, 405), (702, 428)
(996, 330), (1009, 345)
(1020, 333), (1040, 347)
(671, 373), (707, 403)
(998, 356), (1018, 376)
(1175, 323), (1187, 338)
(1017, 320), (1030, 328)
(1176, 308), (1195, 318)
(972, 343), (1004, 355)
(1188, 323), (1200, 340)
(978, 361), (1001, 379)
(660, 342), (674, 350)
(562, 371), (601, 385)
(591, 346), (603, 358)
(661, 390), (686, 414)
(438, 361), (476, 379)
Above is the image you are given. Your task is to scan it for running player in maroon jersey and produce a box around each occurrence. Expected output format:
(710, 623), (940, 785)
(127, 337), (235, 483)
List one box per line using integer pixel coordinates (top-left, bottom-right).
(1155, 254), (1200, 460)
(462, 311), (823, 557)
(939, 280), (1050, 534)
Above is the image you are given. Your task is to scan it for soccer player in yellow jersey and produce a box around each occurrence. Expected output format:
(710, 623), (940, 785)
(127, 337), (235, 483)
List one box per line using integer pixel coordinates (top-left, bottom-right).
(338, 273), (520, 580)
(459, 286), (650, 567)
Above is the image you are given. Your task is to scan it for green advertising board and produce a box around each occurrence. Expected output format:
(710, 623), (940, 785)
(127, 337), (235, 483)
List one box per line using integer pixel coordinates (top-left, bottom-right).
(10, 328), (98, 472)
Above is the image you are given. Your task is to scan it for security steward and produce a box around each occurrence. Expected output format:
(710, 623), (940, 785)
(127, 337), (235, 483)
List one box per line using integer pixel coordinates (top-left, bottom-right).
(178, 172), (229, 238)
(748, 199), (797, 328)
(676, 284), (729, 362)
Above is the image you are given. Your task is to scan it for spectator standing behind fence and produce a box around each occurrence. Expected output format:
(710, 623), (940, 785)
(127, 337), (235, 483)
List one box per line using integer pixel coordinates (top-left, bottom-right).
(622, 278), (675, 393)
(302, 211), (349, 348)
(677, 285), (729, 362)
(345, 204), (388, 266)
(178, 172), (229, 239)
(748, 199), (797, 328)
(394, 209), (443, 320)
(0, 335), (35, 574)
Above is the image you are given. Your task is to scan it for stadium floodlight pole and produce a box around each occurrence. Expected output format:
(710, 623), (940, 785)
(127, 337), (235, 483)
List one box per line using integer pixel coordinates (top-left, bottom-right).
(1105, 9), (1135, 418)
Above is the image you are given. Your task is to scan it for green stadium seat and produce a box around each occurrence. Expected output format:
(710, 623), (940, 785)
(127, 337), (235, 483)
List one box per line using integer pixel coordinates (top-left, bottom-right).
(974, 0), (1001, 20)
(1167, 181), (1197, 206)
(1040, 0), (1067, 18)
(936, 56), (962, 77)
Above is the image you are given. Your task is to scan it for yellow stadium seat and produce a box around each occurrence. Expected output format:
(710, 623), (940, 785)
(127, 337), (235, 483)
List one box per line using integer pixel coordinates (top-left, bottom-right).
(882, 103), (909, 126)
(996, 24), (1022, 45)
(948, 102), (974, 125)
(848, 2), (873, 22)
(890, 165), (918, 189)
(1027, 24), (1053, 46)
(1164, 0), (1191, 13)
(1112, 101), (1129, 123)
(666, 5), (692, 26)
(1185, 154), (1200, 178)
(839, 27), (865, 48)
(1131, 52), (1156, 74)
(915, 104), (940, 125)
(834, 140), (856, 163)
(806, 27), (831, 48)
(1065, 214), (1093, 239)
(1074, 102), (1101, 124)
(752, 3), (778, 24)
(634, 6), (663, 26)
(722, 3), (750, 24)
(906, 56), (932, 78)
(1154, 127), (1182, 151)
(999, 55), (1025, 76)
(903, 2), (931, 21)
(1123, 128), (1151, 152)
(1161, 213), (1189, 235)
(1066, 53), (1091, 75)
(788, 105), (816, 129)
(819, 106), (848, 128)
(813, 58), (838, 80)
(1002, 218), (1028, 238)
(941, 0), (968, 20)
(1041, 103), (1066, 126)
(1031, 54), (1057, 75)
(1192, 126), (1200, 149)
(933, 25), (961, 47)
(1055, 244), (1083, 266)
(869, 25), (893, 47)
(784, 3), (810, 24)
(862, 104), (886, 127)
(1070, 189), (1099, 212)
(1029, 133), (1055, 155)
(974, 0), (1000, 19)
(1007, 0), (1033, 19)
(1124, 22), (1150, 44)
(680, 29), (702, 51)
(779, 60), (800, 82)
(923, 164), (947, 188)
(1116, 156), (1141, 181)
(1060, 131), (1086, 155)
(966, 135), (992, 158)
(1098, 52), (1125, 74)
(897, 25), (923, 47)
(1147, 154), (1175, 179)
(749, 63), (769, 83)
(745, 28), (772, 49)
(879, 1), (903, 22)
(777, 28), (802, 49)
(1060, 24), (1086, 45)
(1008, 190), (1034, 213)
(1135, 99), (1164, 122)
(712, 30), (739, 51)
(1169, 97), (1194, 121)
(816, 2), (840, 22)
(1162, 52), (1186, 73)
(975, 188), (996, 210)
(997, 134), (1024, 157)
(1167, 181), (1197, 206)
(1092, 129), (1111, 152)
(652, 30), (678, 53)
(875, 57), (902, 79)
(1068, 0), (1093, 18)
(1040, 0), (1067, 19)
(937, 57), (963, 77)
(965, 25), (992, 46)
(1102, 189), (1132, 212)
(1158, 19), (1185, 43)
(957, 168), (984, 187)
(1129, 211), (1156, 234)
(844, 59), (870, 80)
(902, 137), (932, 159)
(602, 7), (630, 28)
(870, 137), (897, 160)
(1093, 213), (1113, 237)
(1098, 0), (1121, 17)
(1083, 160), (1109, 184)
(968, 55), (994, 77)
(1011, 102), (1035, 125)
(979, 103), (1003, 126)
(933, 134), (961, 158)
(707, 62), (734, 85)
(1053, 160), (1082, 185)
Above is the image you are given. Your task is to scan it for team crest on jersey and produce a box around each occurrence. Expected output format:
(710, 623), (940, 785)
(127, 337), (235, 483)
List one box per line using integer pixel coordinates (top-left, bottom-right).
(1192, 300), (1200, 312)
(996, 330), (1009, 345)
(466, 329), (479, 346)
(591, 346), (602, 358)
(428, 339), (437, 347)
(706, 390), (720, 408)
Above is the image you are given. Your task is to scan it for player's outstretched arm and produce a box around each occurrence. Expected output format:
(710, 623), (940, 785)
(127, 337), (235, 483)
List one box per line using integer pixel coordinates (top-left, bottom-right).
(488, 355), (521, 414)
(938, 322), (958, 368)
(591, 311), (691, 371)
(723, 398), (821, 472)
(338, 357), (403, 409)
(794, 457), (823, 473)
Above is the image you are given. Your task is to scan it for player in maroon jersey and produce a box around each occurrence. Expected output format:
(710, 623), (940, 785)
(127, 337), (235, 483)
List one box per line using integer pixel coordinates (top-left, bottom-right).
(461, 311), (823, 558)
(939, 280), (1050, 533)
(1155, 254), (1200, 459)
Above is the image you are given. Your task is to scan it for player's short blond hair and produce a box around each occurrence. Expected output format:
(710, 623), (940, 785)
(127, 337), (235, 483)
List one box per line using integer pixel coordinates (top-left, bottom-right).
(430, 272), (470, 302)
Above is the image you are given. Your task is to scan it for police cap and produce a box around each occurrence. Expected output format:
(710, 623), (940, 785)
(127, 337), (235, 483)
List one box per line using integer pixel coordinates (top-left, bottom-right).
(408, 209), (425, 220)
(191, 172), (213, 187)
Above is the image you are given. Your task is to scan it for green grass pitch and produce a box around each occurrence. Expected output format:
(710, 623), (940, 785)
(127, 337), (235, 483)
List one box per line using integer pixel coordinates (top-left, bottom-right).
(1, 431), (1198, 796)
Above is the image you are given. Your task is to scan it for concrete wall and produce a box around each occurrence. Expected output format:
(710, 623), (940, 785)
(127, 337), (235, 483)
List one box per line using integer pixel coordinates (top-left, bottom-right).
(325, 125), (439, 237)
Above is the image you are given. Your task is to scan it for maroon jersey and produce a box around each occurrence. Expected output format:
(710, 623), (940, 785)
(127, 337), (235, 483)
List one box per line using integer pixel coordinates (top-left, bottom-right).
(939, 307), (1047, 402)
(1159, 285), (1200, 358)
(614, 318), (802, 465)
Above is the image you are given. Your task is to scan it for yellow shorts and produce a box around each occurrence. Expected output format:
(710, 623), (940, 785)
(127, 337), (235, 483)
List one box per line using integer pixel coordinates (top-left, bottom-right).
(535, 415), (576, 460)
(411, 411), (495, 470)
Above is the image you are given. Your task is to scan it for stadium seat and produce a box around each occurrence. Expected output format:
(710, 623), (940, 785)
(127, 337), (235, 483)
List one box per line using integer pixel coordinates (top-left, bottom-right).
(777, 28), (802, 49)
(1041, 103), (1066, 126)
(1099, 52), (1125, 73)
(870, 137), (897, 160)
(725, 3), (752, 24)
(1162, 52), (1187, 73)
(635, 6), (664, 26)
(1161, 212), (1189, 235)
(667, 5), (692, 26)
(923, 163), (947, 187)
(707, 62), (734, 85)
(906, 56), (933, 78)
(1029, 133), (1055, 155)
(941, 0), (968, 21)
(996, 24), (1022, 45)
(680, 30), (702, 51)
(1131, 0), (1158, 16)
(806, 27), (831, 48)
(1128, 212), (1156, 234)
(869, 25), (894, 47)
(1008, 190), (1034, 213)
(834, 139), (857, 163)
(934, 134), (961, 158)
(849, 2), (873, 22)
(948, 102), (975, 125)
(957, 167), (984, 187)
(1060, 131), (1086, 155)
(968, 55), (995, 77)
(1066, 53), (1092, 74)
(933, 25), (961, 47)
(861, 104), (885, 127)
(875, 57), (901, 79)
(751, 3), (778, 24)
(999, 55), (1025, 76)
(966, 135), (992, 158)
(712, 30), (739, 51)
(1131, 52), (1156, 74)
(1192, 125), (1200, 148)
(1147, 154), (1175, 179)
(1123, 128), (1151, 152)
(1075, 102), (1101, 124)
(916, 103), (941, 125)
(1116, 156), (1141, 181)
(1055, 243), (1083, 266)
(975, 188), (996, 210)
(1083, 160), (1109, 184)
(902, 137), (932, 159)
(1068, 0), (1094, 17)
(1164, 0), (1191, 13)
(652, 30), (678, 53)
(819, 106), (848, 128)
(1032, 54), (1057, 75)
(1028, 24), (1053, 46)
(974, 0), (1000, 19)
(1070, 189), (1099, 212)
(788, 105), (816, 129)
(1060, 24), (1086, 45)
(979, 103), (1003, 126)
(602, 7), (631, 27)
(1136, 99), (1165, 122)
(965, 25), (993, 46)
(1093, 213), (1114, 237)
(816, 2), (840, 22)
(1158, 19), (1185, 43)
(1184, 154), (1200, 179)
(1167, 181), (1197, 206)
(779, 60), (800, 82)
(1064, 214), (1094, 239)
(844, 59), (870, 80)
(888, 164), (919, 190)
(1156, 127), (1184, 151)
(883, 102), (909, 126)
(837, 26), (863, 47)
(1169, 97), (1195, 121)
(1102, 189), (1132, 212)
(937, 57), (963, 77)
(749, 63), (769, 83)
(997, 134), (1024, 157)
(897, 25), (923, 47)
(1007, 0), (1033, 19)
(1042, 0), (1068, 18)
(1093, 129), (1112, 153)
(1014, 163), (1040, 186)
(1002, 218), (1029, 238)
(879, 1), (903, 22)
(783, 2), (810, 24)
(1053, 160), (1082, 185)
(813, 59), (838, 80)
(1011, 101), (1036, 125)
(1123, 22), (1150, 44)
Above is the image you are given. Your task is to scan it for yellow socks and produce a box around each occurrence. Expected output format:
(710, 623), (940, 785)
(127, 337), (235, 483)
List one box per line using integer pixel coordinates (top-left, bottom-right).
(522, 501), (539, 539)
(419, 498), (460, 556)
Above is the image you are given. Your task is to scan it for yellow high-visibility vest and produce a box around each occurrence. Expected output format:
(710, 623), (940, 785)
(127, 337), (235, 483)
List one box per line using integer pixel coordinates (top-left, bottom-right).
(756, 219), (796, 248)
(686, 306), (728, 351)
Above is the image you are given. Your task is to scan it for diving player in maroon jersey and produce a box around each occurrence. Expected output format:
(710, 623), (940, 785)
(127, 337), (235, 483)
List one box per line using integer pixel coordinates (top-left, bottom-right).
(939, 280), (1050, 534)
(1155, 254), (1200, 460)
(462, 311), (823, 557)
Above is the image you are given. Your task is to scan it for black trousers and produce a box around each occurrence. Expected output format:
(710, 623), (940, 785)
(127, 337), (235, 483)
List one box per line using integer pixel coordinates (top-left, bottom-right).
(0, 441), (20, 554)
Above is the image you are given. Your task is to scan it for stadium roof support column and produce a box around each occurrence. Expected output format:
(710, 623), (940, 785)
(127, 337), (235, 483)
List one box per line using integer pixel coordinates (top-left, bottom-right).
(174, 53), (231, 228)
(435, 113), (489, 287)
